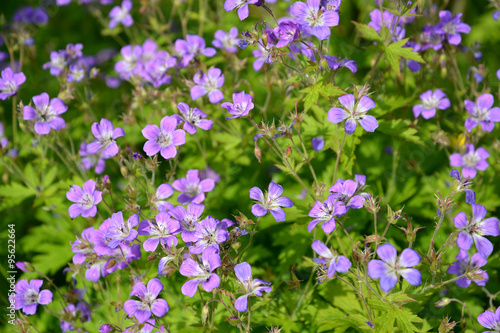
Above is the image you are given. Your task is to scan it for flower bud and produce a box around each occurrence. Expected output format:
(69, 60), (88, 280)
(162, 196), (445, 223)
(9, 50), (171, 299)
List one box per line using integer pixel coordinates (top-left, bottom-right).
(435, 298), (450, 308)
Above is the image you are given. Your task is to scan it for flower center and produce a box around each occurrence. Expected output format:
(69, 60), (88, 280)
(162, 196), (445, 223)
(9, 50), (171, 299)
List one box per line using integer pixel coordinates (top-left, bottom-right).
(24, 289), (40, 305)
(79, 193), (95, 209)
(463, 153), (480, 167)
(157, 132), (172, 148)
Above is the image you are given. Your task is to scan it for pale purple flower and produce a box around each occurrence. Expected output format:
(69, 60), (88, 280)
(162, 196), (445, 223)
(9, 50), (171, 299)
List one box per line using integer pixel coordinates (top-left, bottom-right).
(142, 51), (177, 87)
(478, 307), (500, 332)
(191, 68), (225, 104)
(224, 0), (260, 21)
(109, 0), (133, 29)
(176, 102), (213, 134)
(115, 45), (143, 79)
(175, 35), (216, 67)
(79, 141), (106, 174)
(328, 94), (378, 135)
(67, 64), (85, 82)
(172, 169), (215, 204)
(213, 28), (240, 53)
(124, 279), (169, 323)
(23, 92), (67, 135)
(368, 9), (405, 41)
(324, 55), (358, 73)
(138, 212), (180, 252)
(449, 144), (489, 179)
(274, 20), (300, 48)
(311, 240), (351, 277)
(66, 179), (103, 219)
(454, 204), (500, 257)
(308, 195), (344, 233)
(291, 0), (339, 40)
(151, 184), (174, 212)
(0, 67), (25, 100)
(252, 41), (272, 71)
(449, 169), (475, 204)
(201, 166), (221, 184)
(179, 247), (221, 297)
(43, 50), (67, 76)
(321, 0), (341, 11)
(420, 24), (444, 51)
(71, 226), (95, 265)
(142, 115), (186, 159)
(87, 118), (125, 158)
(60, 302), (91, 332)
(189, 216), (232, 254)
(412, 89), (450, 119)
(328, 178), (365, 215)
(249, 182), (294, 222)
(123, 319), (155, 333)
(221, 91), (254, 119)
(234, 262), (272, 312)
(464, 94), (500, 132)
(0, 122), (8, 148)
(435, 11), (471, 46)
(169, 203), (204, 242)
(311, 136), (325, 151)
(447, 250), (488, 288)
(9, 279), (53, 315)
(65, 43), (83, 60)
(105, 211), (139, 248)
(368, 243), (421, 292)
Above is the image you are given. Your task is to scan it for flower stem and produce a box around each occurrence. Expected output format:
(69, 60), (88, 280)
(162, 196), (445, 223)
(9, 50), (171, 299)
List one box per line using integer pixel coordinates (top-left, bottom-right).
(333, 130), (347, 185)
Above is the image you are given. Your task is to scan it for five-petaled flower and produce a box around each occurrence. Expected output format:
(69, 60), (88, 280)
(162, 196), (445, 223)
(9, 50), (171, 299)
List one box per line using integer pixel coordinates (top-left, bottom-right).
(0, 67), (26, 100)
(249, 182), (294, 222)
(191, 68), (225, 104)
(291, 0), (339, 40)
(449, 144), (489, 179)
(138, 212), (180, 252)
(179, 247), (221, 297)
(368, 243), (422, 292)
(464, 93), (500, 133)
(66, 179), (103, 219)
(234, 262), (272, 312)
(447, 250), (488, 288)
(142, 115), (186, 160)
(413, 89), (451, 119)
(224, 0), (260, 21)
(10, 279), (53, 315)
(23, 92), (68, 135)
(172, 169), (215, 204)
(308, 195), (344, 233)
(109, 0), (134, 29)
(478, 307), (500, 332)
(454, 204), (500, 258)
(311, 240), (351, 278)
(176, 102), (213, 134)
(222, 91), (254, 119)
(104, 211), (139, 249)
(124, 279), (169, 323)
(328, 94), (378, 135)
(87, 118), (125, 159)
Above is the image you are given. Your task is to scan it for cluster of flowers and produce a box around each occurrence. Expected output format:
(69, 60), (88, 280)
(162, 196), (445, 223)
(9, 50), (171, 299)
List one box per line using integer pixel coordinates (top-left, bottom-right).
(43, 43), (96, 82)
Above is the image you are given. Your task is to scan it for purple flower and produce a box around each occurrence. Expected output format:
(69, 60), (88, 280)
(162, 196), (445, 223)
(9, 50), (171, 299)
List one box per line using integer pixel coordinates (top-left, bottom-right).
(79, 142), (106, 174)
(9, 279), (53, 315)
(420, 24), (444, 51)
(176, 102), (213, 134)
(123, 319), (156, 333)
(71, 226), (95, 264)
(311, 240), (351, 277)
(368, 9), (405, 41)
(249, 182), (294, 222)
(252, 42), (273, 71)
(142, 51), (177, 87)
(368, 243), (421, 292)
(0, 122), (8, 148)
(43, 50), (67, 76)
(0, 67), (25, 100)
(23, 92), (68, 135)
(221, 91), (254, 119)
(213, 28), (240, 53)
(151, 184), (174, 212)
(435, 11), (471, 46)
(179, 247), (221, 297)
(328, 178), (365, 215)
(87, 118), (125, 158)
(478, 307), (500, 332)
(104, 211), (139, 249)
(464, 94), (500, 132)
(454, 204), (500, 257)
(291, 0), (339, 40)
(201, 166), (221, 184)
(274, 20), (300, 48)
(322, 0), (341, 11)
(224, 0), (260, 21)
(234, 262), (272, 312)
(142, 116), (186, 159)
(109, 0), (133, 29)
(328, 94), (378, 135)
(311, 136), (325, 151)
(65, 43), (83, 60)
(324, 55), (358, 73)
(449, 169), (475, 204)
(66, 179), (103, 219)
(189, 216), (232, 254)
(172, 169), (215, 204)
(447, 250), (488, 288)
(191, 68), (225, 104)
(169, 203), (204, 242)
(115, 45), (143, 79)
(449, 144), (489, 179)
(412, 89), (450, 119)
(308, 195), (344, 233)
(494, 11), (500, 21)
(138, 212), (180, 252)
(67, 64), (85, 83)
(175, 35), (216, 67)
(124, 279), (169, 323)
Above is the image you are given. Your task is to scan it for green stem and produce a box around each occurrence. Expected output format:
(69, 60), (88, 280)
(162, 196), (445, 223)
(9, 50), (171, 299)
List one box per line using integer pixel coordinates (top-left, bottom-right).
(333, 130), (346, 185)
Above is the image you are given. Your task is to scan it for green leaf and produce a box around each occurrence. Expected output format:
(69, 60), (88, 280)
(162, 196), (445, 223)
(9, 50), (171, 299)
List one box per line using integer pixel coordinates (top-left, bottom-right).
(385, 291), (417, 304)
(318, 83), (345, 99)
(0, 182), (37, 198)
(384, 38), (425, 75)
(367, 298), (421, 333)
(340, 132), (361, 175)
(353, 22), (383, 42)
(301, 83), (321, 111)
(377, 119), (424, 145)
